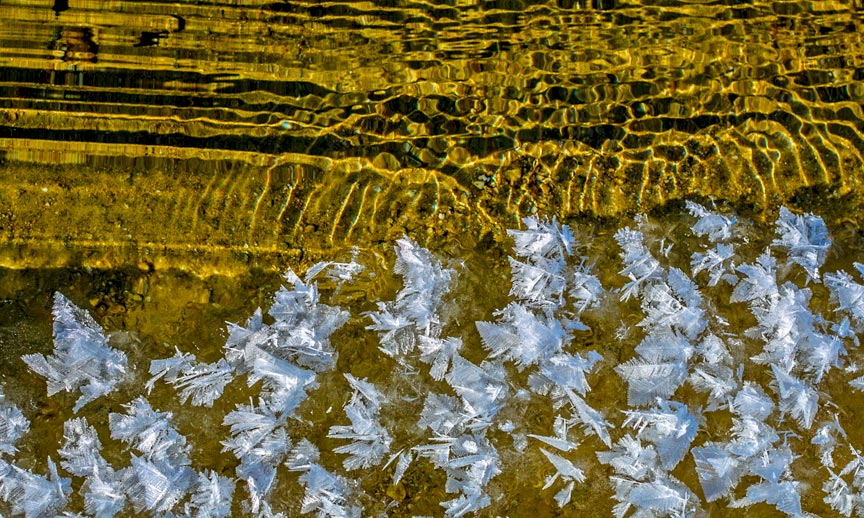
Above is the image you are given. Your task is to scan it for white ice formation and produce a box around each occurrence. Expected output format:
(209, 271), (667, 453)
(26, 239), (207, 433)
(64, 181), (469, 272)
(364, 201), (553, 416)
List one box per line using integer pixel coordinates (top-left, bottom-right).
(23, 292), (128, 413)
(6, 202), (864, 517)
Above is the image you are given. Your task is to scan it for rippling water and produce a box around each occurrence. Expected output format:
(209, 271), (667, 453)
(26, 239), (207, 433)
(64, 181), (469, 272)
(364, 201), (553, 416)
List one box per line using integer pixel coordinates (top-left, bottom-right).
(2, 0), (864, 516)
(1, 0), (864, 270)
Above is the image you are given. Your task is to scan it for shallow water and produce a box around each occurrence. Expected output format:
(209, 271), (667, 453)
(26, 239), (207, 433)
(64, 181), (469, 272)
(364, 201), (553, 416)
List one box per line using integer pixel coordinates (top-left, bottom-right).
(1, 0), (864, 269)
(2, 0), (864, 516)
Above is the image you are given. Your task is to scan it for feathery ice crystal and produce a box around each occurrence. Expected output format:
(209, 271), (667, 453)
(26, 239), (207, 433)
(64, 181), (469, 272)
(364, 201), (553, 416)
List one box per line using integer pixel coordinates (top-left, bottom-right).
(8, 203), (864, 517)
(0, 387), (28, 457)
(23, 292), (128, 413)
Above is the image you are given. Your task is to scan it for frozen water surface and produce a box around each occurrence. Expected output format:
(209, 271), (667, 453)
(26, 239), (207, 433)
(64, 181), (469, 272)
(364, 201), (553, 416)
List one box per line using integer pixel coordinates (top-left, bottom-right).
(6, 202), (864, 517)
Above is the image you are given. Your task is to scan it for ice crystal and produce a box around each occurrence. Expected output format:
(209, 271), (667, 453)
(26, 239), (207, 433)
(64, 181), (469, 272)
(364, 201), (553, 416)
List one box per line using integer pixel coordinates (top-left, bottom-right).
(444, 356), (508, 428)
(221, 404), (284, 461)
(616, 328), (693, 406)
(267, 269), (350, 372)
(569, 261), (604, 313)
(529, 430), (580, 453)
(507, 256), (568, 309)
(23, 292), (128, 413)
(417, 392), (468, 438)
(392, 237), (453, 327)
(538, 448), (584, 507)
(329, 374), (391, 471)
(801, 330), (846, 384)
(121, 454), (193, 513)
(418, 335), (463, 381)
(824, 444), (864, 517)
(687, 335), (737, 411)
(623, 400), (700, 470)
(476, 302), (569, 369)
(303, 249), (364, 285)
(731, 382), (775, 421)
(8, 202), (864, 517)
(600, 432), (699, 516)
(504, 216), (590, 310)
(823, 469), (859, 517)
(598, 434), (661, 481)
(812, 416), (846, 468)
(749, 444), (796, 483)
(728, 417), (780, 459)
(147, 349), (234, 407)
(438, 485), (491, 518)
(850, 374), (864, 393)
(686, 201), (736, 242)
(508, 216), (574, 263)
(734, 479), (803, 516)
(146, 348), (195, 393)
(530, 350), (602, 397)
(109, 398), (193, 513)
(615, 228), (663, 301)
(222, 402), (289, 507)
(691, 243), (735, 287)
(840, 446), (864, 489)
(636, 327), (695, 363)
(223, 308), (272, 367)
(502, 217), (600, 337)
(772, 206), (831, 282)
(688, 366), (737, 411)
(691, 444), (742, 502)
(414, 389), (501, 517)
(285, 438), (320, 473)
(109, 397), (191, 464)
(506, 215), (577, 311)
(237, 428), (291, 511)
(694, 334), (732, 367)
(187, 470), (234, 518)
(298, 464), (360, 518)
(730, 250), (778, 306)
(246, 347), (317, 417)
(747, 282), (814, 370)
(638, 269), (706, 340)
(0, 457), (71, 518)
(432, 434), (500, 518)
(82, 470), (125, 518)
(0, 388), (28, 457)
(385, 449), (413, 486)
(365, 304), (415, 358)
(770, 365), (819, 429)
(611, 476), (697, 518)
(564, 390), (613, 447)
(366, 237), (453, 358)
(826, 268), (864, 328)
(616, 358), (689, 406)
(59, 417), (109, 478)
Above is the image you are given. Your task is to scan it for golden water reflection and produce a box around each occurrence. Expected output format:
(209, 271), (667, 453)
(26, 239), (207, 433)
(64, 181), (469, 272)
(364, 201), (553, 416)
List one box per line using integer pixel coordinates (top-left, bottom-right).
(0, 0), (863, 272)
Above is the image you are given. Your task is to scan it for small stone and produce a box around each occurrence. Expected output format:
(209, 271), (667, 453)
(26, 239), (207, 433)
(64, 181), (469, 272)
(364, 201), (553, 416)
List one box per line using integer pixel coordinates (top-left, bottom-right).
(386, 482), (406, 502)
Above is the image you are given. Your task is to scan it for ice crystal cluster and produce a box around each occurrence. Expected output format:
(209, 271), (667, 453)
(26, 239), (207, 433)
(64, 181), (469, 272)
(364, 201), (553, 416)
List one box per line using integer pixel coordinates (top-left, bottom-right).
(6, 202), (864, 517)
